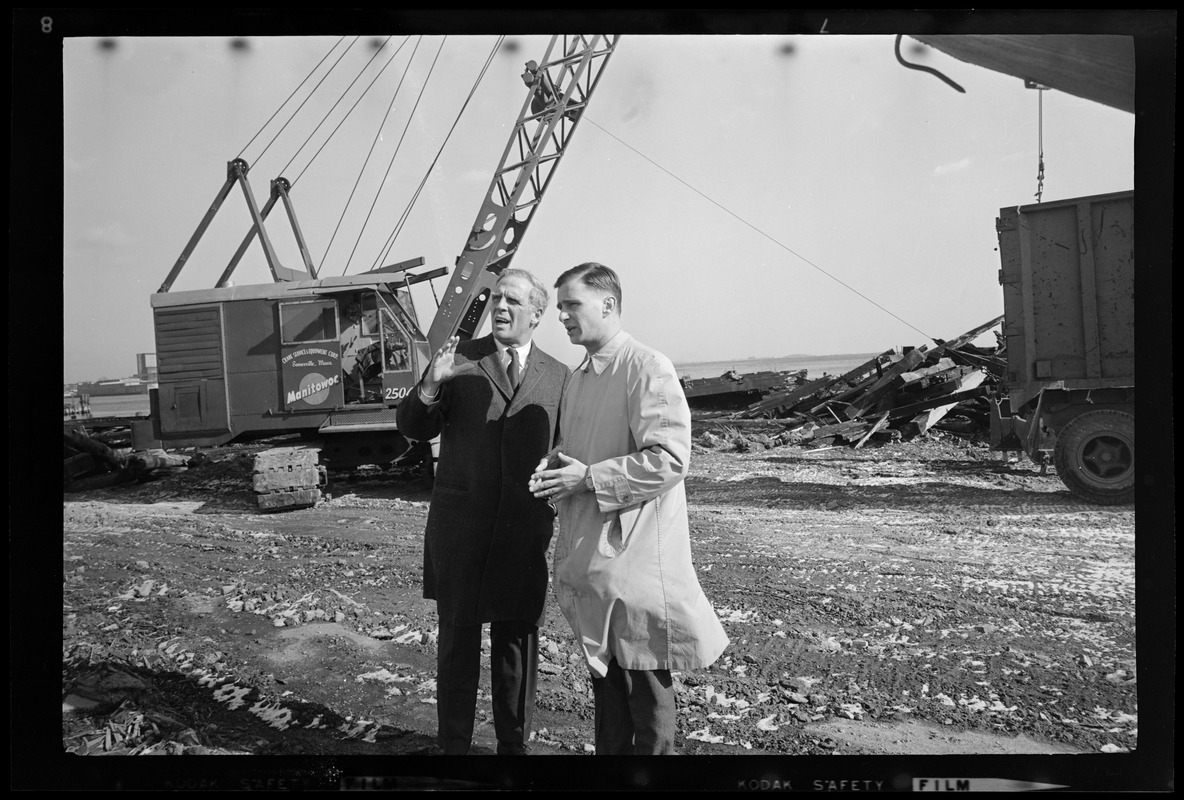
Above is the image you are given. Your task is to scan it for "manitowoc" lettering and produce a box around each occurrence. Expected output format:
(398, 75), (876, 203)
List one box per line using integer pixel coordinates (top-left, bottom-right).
(287, 374), (339, 404)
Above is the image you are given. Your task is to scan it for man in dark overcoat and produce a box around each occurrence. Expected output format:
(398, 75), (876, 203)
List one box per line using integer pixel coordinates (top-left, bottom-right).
(396, 268), (569, 755)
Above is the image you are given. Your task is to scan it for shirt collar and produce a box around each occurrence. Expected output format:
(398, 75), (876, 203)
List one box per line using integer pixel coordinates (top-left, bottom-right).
(496, 338), (532, 367)
(580, 330), (629, 375)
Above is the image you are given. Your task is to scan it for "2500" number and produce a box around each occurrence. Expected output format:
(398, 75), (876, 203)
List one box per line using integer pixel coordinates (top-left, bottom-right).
(384, 386), (410, 401)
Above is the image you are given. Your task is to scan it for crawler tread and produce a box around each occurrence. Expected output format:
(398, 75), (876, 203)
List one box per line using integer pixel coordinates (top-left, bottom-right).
(252, 446), (327, 511)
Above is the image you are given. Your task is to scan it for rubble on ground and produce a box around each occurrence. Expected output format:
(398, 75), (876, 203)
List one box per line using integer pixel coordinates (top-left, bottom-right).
(696, 316), (1005, 452)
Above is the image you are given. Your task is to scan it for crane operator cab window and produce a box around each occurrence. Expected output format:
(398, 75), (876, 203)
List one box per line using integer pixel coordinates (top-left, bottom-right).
(382, 290), (431, 405)
(338, 289), (423, 405)
(280, 301), (337, 344)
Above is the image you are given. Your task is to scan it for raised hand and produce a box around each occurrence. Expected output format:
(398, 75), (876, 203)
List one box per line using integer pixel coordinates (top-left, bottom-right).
(422, 336), (475, 394)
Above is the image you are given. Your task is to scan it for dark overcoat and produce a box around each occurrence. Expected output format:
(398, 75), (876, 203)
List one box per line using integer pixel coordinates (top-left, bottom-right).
(396, 334), (569, 627)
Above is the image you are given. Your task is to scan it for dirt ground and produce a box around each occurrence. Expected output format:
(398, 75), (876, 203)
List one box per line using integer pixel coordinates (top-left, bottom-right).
(57, 424), (1142, 778)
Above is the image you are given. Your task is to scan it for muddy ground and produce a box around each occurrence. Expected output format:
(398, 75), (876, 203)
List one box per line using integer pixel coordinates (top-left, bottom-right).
(50, 423), (1159, 787)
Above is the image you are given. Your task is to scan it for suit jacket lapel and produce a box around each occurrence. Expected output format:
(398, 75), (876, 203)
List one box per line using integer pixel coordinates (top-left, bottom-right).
(507, 346), (559, 413)
(476, 336), (514, 401)
(510, 352), (543, 407)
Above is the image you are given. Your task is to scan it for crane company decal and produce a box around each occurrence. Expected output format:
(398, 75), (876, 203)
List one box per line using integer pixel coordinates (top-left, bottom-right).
(281, 346), (343, 409)
(287, 373), (339, 405)
(282, 347), (338, 368)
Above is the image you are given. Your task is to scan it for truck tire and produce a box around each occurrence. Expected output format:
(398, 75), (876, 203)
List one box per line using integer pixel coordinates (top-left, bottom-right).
(1053, 409), (1134, 505)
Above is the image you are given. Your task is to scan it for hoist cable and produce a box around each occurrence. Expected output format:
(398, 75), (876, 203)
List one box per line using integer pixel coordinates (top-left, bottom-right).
(236, 36), (348, 166)
(317, 36), (421, 273)
(369, 35), (490, 268)
(587, 118), (938, 343)
(292, 37), (406, 188)
(281, 36), (396, 180)
(248, 37), (361, 170)
(1035, 87), (1046, 203)
(342, 36), (450, 275)
(375, 36), (505, 270)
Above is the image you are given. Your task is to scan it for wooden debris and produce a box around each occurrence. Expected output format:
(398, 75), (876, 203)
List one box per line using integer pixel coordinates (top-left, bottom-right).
(854, 412), (891, 449)
(898, 358), (956, 386)
(127, 449), (191, 480)
(844, 347), (928, 420)
(805, 419), (868, 442)
(887, 385), (991, 421)
(744, 376), (840, 418)
(907, 369), (989, 436)
(64, 427), (127, 473)
(704, 317), (1006, 452)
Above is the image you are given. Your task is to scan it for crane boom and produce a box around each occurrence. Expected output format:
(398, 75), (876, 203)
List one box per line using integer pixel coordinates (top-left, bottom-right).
(426, 34), (618, 352)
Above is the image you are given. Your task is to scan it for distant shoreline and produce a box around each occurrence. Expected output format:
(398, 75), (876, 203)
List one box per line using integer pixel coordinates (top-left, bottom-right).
(675, 352), (880, 366)
(674, 353), (881, 382)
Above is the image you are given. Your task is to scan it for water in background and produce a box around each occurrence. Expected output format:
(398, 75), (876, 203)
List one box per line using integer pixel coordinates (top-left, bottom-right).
(83, 394), (152, 417)
(674, 353), (881, 382)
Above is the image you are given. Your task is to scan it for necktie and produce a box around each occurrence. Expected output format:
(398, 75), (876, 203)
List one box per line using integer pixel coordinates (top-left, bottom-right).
(507, 349), (521, 391)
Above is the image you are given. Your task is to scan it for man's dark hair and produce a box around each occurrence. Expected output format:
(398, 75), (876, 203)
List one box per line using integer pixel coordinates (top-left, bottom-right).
(554, 262), (622, 309)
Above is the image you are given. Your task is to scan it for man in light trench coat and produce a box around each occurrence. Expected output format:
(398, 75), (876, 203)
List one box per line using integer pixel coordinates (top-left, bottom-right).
(398, 268), (569, 755)
(529, 262), (729, 754)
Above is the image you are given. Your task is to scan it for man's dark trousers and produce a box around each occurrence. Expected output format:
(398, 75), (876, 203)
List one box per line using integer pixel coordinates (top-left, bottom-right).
(590, 658), (677, 755)
(436, 618), (538, 754)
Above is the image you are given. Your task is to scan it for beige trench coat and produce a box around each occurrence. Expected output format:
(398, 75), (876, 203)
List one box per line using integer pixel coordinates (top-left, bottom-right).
(553, 331), (729, 677)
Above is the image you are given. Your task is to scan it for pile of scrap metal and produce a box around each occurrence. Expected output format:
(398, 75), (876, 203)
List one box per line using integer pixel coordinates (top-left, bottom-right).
(738, 316), (1005, 449)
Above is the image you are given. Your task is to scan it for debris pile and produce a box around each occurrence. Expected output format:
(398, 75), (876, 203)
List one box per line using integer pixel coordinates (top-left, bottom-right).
(703, 316), (1005, 450)
(64, 425), (192, 489)
(64, 425), (130, 487)
(682, 369), (805, 412)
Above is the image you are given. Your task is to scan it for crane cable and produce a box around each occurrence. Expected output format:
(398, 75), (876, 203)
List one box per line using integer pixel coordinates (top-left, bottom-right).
(1034, 84), (1047, 203)
(244, 35), (936, 342)
(305, 36), (418, 271)
(238, 37), (359, 169)
(331, 34), (428, 274)
(364, 35), (504, 273)
(374, 36), (505, 270)
(281, 36), (397, 182)
(236, 36), (348, 165)
(586, 118), (939, 343)
(379, 36), (504, 265)
(341, 36), (450, 275)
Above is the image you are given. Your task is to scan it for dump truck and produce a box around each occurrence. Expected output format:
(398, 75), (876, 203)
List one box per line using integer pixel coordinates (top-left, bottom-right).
(134, 35), (618, 511)
(990, 189), (1134, 504)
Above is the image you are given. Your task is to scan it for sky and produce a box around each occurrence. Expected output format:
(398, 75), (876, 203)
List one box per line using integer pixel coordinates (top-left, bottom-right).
(61, 25), (1139, 384)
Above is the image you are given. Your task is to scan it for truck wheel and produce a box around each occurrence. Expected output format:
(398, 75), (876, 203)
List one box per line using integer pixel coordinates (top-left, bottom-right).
(1052, 409), (1134, 505)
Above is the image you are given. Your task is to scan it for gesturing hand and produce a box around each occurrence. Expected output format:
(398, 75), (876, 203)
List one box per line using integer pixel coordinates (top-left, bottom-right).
(529, 452), (588, 502)
(422, 336), (475, 394)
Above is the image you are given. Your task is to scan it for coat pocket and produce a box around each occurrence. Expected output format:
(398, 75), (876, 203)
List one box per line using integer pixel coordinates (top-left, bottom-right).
(599, 502), (644, 557)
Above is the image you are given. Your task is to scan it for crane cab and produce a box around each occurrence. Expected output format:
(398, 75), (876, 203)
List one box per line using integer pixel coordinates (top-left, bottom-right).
(147, 272), (431, 463)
